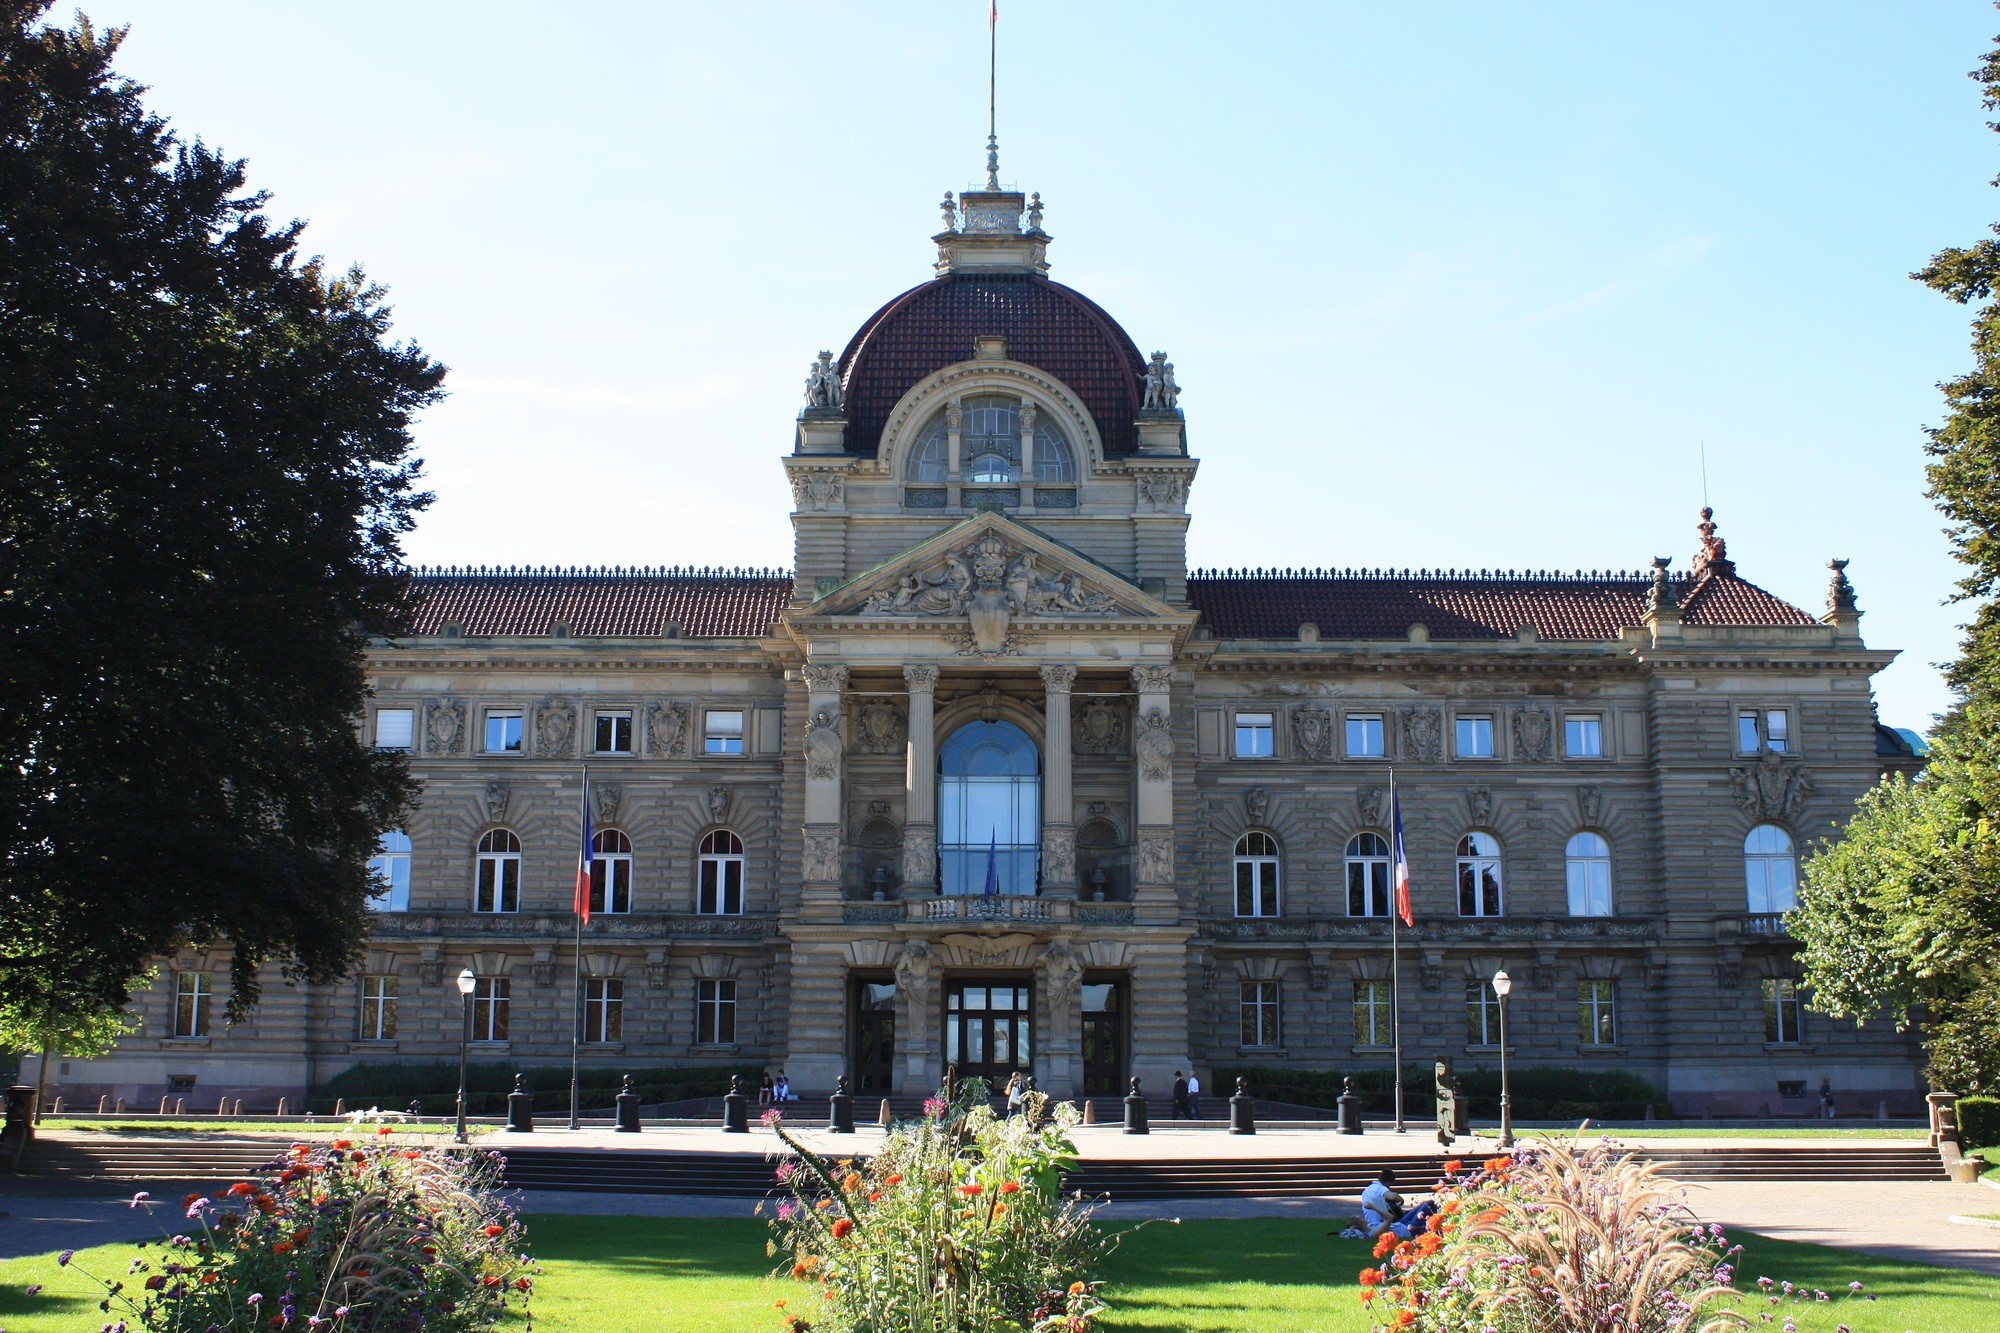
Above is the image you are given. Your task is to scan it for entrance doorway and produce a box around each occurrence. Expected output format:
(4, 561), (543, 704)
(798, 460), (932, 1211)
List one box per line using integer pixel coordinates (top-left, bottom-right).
(1081, 980), (1126, 1095)
(852, 980), (896, 1094)
(945, 982), (1032, 1088)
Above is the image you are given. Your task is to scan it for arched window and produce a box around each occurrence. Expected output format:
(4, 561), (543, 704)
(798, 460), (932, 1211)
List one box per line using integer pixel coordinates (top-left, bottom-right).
(939, 720), (1040, 894)
(1034, 423), (1076, 483)
(1565, 832), (1613, 917)
(1234, 831), (1282, 917)
(591, 829), (633, 915)
(367, 830), (411, 912)
(907, 414), (949, 482)
(698, 830), (745, 915)
(905, 396), (1079, 485)
(474, 829), (520, 913)
(1345, 831), (1390, 917)
(1456, 832), (1503, 917)
(1744, 825), (1797, 914)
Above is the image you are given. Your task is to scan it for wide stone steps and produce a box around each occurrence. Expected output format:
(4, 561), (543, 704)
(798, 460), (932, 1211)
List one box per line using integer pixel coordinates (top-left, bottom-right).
(18, 1138), (1945, 1197)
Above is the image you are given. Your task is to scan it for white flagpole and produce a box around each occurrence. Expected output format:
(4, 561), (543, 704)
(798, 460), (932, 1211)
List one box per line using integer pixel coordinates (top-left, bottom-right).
(1391, 767), (1405, 1135)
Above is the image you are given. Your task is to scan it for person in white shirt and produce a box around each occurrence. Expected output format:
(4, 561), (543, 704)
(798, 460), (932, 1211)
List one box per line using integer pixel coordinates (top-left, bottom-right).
(1360, 1168), (1405, 1237)
(1186, 1072), (1202, 1118)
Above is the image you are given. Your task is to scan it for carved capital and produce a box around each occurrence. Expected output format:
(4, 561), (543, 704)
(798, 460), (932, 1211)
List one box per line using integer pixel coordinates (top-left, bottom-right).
(1038, 664), (1078, 694)
(802, 663), (849, 696)
(902, 664), (941, 694)
(1130, 664), (1175, 694)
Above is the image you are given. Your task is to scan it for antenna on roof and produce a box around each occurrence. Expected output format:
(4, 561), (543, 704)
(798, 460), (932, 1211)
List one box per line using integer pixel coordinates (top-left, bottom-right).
(1700, 441), (1709, 510)
(985, 1), (1000, 189)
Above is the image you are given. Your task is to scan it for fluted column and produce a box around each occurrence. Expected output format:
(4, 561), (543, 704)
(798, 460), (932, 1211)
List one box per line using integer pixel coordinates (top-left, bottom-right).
(1131, 664), (1177, 922)
(1039, 664), (1077, 891)
(900, 665), (940, 895)
(801, 664), (847, 901)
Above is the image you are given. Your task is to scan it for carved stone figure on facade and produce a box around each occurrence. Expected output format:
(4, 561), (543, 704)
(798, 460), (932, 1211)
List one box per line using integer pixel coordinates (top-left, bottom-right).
(1576, 784), (1603, 826)
(802, 826), (842, 882)
(1292, 707), (1335, 761)
(1357, 785), (1385, 826)
(1134, 707), (1174, 782)
(804, 704), (843, 781)
(1137, 828), (1174, 884)
(895, 938), (936, 991)
(1038, 940), (1084, 1006)
(593, 783), (622, 823)
(647, 698), (690, 757)
(536, 698), (576, 756)
(1243, 787), (1270, 826)
(425, 698), (466, 754)
(1042, 826), (1076, 885)
(1644, 557), (1678, 617)
(939, 191), (957, 231)
(1729, 749), (1815, 821)
(1826, 558), (1858, 616)
(803, 350), (843, 411)
(1692, 506), (1734, 577)
(1466, 788), (1493, 826)
(707, 784), (732, 823)
(1074, 698), (1126, 754)
(856, 699), (906, 754)
(1400, 706), (1444, 763)
(900, 826), (938, 887)
(483, 780), (511, 823)
(1512, 707), (1553, 762)
(1141, 351), (1181, 413)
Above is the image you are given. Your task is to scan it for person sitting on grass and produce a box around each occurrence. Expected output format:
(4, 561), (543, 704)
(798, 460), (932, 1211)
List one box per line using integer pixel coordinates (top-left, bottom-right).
(1358, 1167), (1440, 1240)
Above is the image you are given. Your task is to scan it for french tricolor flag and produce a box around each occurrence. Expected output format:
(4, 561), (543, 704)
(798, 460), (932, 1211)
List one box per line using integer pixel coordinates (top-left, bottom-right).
(574, 783), (595, 924)
(1390, 787), (1415, 927)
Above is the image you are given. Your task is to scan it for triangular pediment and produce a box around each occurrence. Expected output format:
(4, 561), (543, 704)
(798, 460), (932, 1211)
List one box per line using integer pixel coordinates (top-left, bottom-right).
(798, 512), (1183, 632)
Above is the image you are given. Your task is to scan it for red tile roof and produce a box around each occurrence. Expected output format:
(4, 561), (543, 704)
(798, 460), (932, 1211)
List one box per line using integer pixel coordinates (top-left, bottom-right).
(837, 272), (1148, 458)
(1185, 568), (1819, 641)
(405, 568), (794, 639)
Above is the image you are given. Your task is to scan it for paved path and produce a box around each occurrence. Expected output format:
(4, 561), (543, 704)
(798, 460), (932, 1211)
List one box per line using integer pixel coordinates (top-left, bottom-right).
(0, 1191), (169, 1259)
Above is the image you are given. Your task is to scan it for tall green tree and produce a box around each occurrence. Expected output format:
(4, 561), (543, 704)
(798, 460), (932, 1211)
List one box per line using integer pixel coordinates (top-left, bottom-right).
(1792, 17), (2000, 1095)
(0, 2), (442, 1015)
(0, 981), (141, 1122)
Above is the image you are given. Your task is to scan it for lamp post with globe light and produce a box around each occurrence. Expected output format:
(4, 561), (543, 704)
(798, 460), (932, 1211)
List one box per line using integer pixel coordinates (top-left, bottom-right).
(1492, 968), (1515, 1149)
(454, 967), (477, 1144)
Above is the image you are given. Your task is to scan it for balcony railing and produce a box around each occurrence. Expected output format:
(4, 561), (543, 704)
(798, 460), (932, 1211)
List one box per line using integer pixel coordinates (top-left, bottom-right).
(1739, 912), (1791, 936)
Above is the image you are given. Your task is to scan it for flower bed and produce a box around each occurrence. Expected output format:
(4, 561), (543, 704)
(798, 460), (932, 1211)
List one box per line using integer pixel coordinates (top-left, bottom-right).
(58, 1129), (534, 1331)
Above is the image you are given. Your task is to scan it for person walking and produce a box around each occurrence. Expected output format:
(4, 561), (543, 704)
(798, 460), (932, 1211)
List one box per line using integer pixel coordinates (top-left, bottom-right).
(1186, 1071), (1203, 1118)
(1171, 1070), (1193, 1120)
(1004, 1072), (1025, 1118)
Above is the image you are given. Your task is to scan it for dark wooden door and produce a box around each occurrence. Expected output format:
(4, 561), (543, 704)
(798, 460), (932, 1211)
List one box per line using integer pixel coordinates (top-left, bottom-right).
(1081, 980), (1125, 1095)
(853, 980), (896, 1094)
(945, 982), (1032, 1089)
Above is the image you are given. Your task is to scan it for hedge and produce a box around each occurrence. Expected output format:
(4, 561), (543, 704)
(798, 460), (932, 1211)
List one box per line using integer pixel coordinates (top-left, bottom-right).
(1212, 1064), (1669, 1121)
(1958, 1095), (2000, 1150)
(309, 1062), (763, 1117)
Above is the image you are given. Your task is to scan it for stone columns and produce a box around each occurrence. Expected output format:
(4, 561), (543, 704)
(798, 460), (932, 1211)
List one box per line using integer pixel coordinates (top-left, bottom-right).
(1040, 665), (1077, 891)
(901, 665), (940, 895)
(893, 939), (940, 1094)
(801, 664), (847, 901)
(1019, 401), (1038, 480)
(945, 401), (963, 478)
(1131, 664), (1177, 923)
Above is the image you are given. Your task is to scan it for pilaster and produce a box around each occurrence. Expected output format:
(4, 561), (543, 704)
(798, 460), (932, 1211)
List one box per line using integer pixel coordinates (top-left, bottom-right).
(1131, 664), (1178, 924)
(901, 665), (940, 894)
(1040, 664), (1077, 891)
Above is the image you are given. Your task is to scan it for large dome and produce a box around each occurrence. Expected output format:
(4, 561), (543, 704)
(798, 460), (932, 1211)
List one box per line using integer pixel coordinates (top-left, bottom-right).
(836, 271), (1149, 459)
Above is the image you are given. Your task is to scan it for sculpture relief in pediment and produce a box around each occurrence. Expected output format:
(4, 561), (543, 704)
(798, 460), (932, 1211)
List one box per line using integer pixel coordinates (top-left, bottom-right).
(858, 533), (1121, 619)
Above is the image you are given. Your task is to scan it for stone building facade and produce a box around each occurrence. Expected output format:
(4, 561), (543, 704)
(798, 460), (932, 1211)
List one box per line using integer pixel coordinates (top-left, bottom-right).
(48, 169), (1928, 1116)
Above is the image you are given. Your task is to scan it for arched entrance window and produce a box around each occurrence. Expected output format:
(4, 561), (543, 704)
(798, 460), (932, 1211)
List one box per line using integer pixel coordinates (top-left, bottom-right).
(939, 719), (1040, 895)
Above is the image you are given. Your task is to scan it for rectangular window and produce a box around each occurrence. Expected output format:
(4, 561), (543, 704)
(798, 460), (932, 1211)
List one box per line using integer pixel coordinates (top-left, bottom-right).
(584, 978), (624, 1044)
(1564, 713), (1603, 758)
(360, 975), (398, 1041)
(1739, 709), (1790, 755)
(1234, 712), (1274, 758)
(1455, 714), (1494, 758)
(594, 711), (633, 754)
(484, 709), (524, 754)
(473, 977), (510, 1042)
(592, 852), (632, 915)
(1233, 856), (1280, 917)
(1345, 713), (1385, 758)
(374, 708), (414, 751)
(1353, 980), (1393, 1046)
(1465, 979), (1501, 1046)
(1239, 980), (1281, 1048)
(367, 833), (411, 912)
(697, 979), (737, 1045)
(1763, 978), (1802, 1044)
(699, 850), (745, 915)
(705, 710), (745, 755)
(173, 972), (211, 1038)
(1347, 850), (1389, 917)
(1577, 979), (1617, 1046)
(474, 849), (519, 913)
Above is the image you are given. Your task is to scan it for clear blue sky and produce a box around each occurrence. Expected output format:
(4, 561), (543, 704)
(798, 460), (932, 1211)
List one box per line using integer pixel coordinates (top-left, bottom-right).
(97, 1), (2000, 729)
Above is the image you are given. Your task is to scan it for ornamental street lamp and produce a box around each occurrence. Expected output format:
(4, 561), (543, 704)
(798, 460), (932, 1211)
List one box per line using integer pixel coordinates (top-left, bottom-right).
(1492, 968), (1515, 1149)
(454, 967), (477, 1144)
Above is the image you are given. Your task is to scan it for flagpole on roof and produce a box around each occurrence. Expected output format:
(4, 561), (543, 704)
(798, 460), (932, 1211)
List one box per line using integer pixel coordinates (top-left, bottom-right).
(1390, 767), (1405, 1135)
(569, 764), (590, 1131)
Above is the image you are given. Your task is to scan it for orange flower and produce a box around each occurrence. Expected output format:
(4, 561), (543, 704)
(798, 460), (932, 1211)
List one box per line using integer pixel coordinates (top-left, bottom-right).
(842, 1172), (863, 1193)
(199, 1273), (219, 1285)
(1359, 1268), (1383, 1287)
(272, 1241), (294, 1254)
(790, 1255), (818, 1279)
(483, 1224), (505, 1237)
(376, 1125), (393, 1135)
(1425, 1213), (1445, 1234)
(1372, 1233), (1397, 1258)
(1395, 1310), (1417, 1327)
(883, 1174), (903, 1186)
(401, 1149), (422, 1160)
(992, 1202), (1007, 1215)
(1485, 1155), (1509, 1170)
(998, 1180), (1020, 1194)
(831, 1218), (854, 1239)
(867, 1192), (883, 1202)
(228, 1182), (256, 1196)
(331, 1139), (352, 1151)
(958, 1183), (982, 1196)
(1441, 1159), (1463, 1173)
(483, 1275), (502, 1287)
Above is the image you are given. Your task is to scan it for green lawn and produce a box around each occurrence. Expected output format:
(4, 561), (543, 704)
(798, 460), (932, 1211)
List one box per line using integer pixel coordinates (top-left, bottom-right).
(1973, 1144), (2000, 1182)
(3, 1217), (1994, 1332)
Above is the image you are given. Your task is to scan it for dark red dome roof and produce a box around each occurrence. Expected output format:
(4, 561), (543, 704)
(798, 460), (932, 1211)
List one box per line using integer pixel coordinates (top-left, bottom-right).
(836, 272), (1149, 458)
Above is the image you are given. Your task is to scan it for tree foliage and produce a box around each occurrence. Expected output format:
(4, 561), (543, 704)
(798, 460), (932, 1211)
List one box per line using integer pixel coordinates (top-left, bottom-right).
(0, 2), (442, 1015)
(1793, 17), (2000, 1094)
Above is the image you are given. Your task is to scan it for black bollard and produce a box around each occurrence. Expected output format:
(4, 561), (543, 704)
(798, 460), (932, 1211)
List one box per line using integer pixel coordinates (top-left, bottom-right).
(615, 1074), (642, 1133)
(829, 1074), (855, 1134)
(1123, 1076), (1150, 1135)
(722, 1074), (750, 1133)
(1, 1084), (36, 1170)
(506, 1074), (534, 1133)
(1337, 1075), (1363, 1134)
(1229, 1076), (1256, 1135)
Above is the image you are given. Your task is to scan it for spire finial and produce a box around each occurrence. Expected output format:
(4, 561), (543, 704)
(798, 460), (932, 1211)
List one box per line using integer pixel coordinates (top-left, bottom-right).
(1693, 506), (1734, 578)
(985, 1), (1000, 190)
(985, 133), (1000, 191)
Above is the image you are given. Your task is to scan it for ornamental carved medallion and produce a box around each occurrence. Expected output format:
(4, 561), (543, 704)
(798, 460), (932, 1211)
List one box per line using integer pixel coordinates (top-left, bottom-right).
(804, 704), (843, 781)
(425, 698), (466, 755)
(646, 699), (690, 758)
(1512, 706), (1554, 762)
(1728, 750), (1815, 821)
(1400, 706), (1444, 763)
(1135, 707), (1174, 782)
(1073, 699), (1126, 755)
(536, 697), (576, 756)
(856, 699), (906, 754)
(1292, 706), (1335, 762)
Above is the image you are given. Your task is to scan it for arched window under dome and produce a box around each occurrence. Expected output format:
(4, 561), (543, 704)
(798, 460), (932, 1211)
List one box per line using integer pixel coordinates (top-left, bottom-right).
(905, 395), (1078, 484)
(938, 720), (1041, 895)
